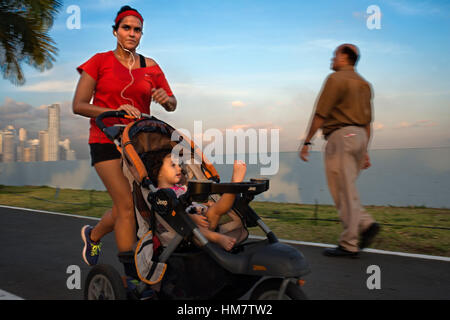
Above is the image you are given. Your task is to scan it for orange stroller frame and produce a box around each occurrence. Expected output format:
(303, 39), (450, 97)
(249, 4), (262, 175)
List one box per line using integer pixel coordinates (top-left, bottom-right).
(84, 110), (310, 300)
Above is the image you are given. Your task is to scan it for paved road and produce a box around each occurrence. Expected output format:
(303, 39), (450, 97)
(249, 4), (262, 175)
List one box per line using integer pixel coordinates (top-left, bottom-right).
(1, 206), (449, 300)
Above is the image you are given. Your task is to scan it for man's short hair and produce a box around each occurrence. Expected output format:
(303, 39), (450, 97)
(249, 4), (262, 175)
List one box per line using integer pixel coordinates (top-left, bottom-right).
(340, 46), (359, 66)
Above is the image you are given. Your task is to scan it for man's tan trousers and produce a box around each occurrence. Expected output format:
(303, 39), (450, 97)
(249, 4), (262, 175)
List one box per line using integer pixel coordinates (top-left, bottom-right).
(324, 126), (374, 252)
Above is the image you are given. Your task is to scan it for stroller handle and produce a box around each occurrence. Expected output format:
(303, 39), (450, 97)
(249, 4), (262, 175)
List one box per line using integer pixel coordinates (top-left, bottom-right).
(95, 110), (152, 142)
(95, 110), (130, 131)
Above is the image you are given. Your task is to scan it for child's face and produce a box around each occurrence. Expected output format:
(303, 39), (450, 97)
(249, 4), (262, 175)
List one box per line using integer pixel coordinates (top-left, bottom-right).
(158, 154), (182, 187)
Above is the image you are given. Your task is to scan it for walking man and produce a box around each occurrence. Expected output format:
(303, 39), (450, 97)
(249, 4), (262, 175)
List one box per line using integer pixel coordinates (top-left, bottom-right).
(299, 44), (380, 257)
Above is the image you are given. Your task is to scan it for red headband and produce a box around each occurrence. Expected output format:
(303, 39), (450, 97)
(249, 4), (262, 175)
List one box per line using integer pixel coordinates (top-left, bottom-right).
(115, 10), (143, 25)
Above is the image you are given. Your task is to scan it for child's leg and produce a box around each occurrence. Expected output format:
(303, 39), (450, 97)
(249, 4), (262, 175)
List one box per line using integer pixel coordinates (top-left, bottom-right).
(205, 161), (247, 229)
(199, 227), (236, 251)
(205, 196), (234, 230)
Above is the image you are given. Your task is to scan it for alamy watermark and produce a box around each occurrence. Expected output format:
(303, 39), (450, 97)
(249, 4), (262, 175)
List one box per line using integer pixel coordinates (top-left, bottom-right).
(366, 265), (381, 290)
(66, 5), (81, 30)
(66, 265), (81, 290)
(171, 121), (280, 175)
(367, 5), (382, 30)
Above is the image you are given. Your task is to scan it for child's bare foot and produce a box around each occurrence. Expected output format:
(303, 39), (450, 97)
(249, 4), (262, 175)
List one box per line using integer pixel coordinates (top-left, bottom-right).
(231, 160), (247, 183)
(215, 233), (236, 251)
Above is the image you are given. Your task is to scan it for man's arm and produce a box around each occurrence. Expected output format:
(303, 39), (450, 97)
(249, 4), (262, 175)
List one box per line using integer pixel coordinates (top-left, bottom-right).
(364, 123), (371, 145)
(299, 74), (341, 162)
(361, 123), (372, 169)
(299, 114), (325, 162)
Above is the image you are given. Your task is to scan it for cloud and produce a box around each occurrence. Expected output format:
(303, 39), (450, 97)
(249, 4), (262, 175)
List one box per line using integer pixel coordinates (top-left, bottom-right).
(0, 98), (32, 115)
(226, 122), (281, 131)
(172, 82), (250, 97)
(80, 0), (137, 10)
(18, 80), (77, 93)
(386, 0), (446, 16)
(305, 39), (344, 51)
(231, 100), (246, 107)
(303, 38), (411, 56)
(260, 165), (301, 202)
(394, 120), (438, 129)
(373, 122), (385, 131)
(0, 98), (42, 125)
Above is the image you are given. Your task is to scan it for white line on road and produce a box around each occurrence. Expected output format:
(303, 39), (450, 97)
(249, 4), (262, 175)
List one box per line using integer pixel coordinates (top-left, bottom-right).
(249, 235), (450, 262)
(0, 204), (100, 221)
(2, 204), (450, 262)
(0, 289), (24, 300)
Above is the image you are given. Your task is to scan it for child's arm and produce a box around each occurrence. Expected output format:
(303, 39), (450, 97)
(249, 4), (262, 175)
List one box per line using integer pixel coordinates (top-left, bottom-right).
(206, 161), (247, 218)
(188, 213), (209, 229)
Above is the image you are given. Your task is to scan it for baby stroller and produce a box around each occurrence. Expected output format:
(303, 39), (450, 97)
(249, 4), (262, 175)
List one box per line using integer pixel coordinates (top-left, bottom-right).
(84, 111), (310, 300)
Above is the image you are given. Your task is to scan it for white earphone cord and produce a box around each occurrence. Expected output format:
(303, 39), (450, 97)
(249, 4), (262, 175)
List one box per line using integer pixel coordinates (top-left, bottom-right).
(117, 40), (136, 108)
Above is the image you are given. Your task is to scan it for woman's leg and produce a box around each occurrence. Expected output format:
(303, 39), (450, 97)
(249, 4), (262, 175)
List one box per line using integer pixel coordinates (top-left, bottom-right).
(90, 207), (114, 243)
(94, 159), (136, 252)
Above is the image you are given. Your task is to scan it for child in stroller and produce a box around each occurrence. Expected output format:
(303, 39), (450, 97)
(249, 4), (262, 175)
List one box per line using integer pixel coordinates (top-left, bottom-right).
(141, 148), (247, 251)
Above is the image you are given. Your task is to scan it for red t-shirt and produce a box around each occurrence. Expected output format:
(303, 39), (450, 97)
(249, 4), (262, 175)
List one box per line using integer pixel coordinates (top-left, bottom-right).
(77, 51), (174, 144)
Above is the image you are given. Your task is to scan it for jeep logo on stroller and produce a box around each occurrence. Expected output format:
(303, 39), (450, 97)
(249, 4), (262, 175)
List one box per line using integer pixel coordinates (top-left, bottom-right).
(156, 199), (168, 207)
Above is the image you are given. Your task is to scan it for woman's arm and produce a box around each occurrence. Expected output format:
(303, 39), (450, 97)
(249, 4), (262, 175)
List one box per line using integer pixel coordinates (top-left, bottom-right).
(145, 57), (177, 112)
(73, 71), (142, 118)
(72, 71), (107, 118)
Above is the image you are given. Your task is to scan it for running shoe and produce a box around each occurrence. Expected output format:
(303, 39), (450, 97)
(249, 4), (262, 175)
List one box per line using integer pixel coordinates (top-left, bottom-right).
(125, 277), (155, 300)
(81, 225), (102, 266)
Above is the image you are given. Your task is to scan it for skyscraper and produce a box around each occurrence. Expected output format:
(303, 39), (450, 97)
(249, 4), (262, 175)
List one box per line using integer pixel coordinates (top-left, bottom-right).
(30, 141), (38, 162)
(2, 131), (15, 162)
(19, 128), (27, 142)
(48, 104), (60, 161)
(39, 130), (49, 162)
(17, 128), (27, 162)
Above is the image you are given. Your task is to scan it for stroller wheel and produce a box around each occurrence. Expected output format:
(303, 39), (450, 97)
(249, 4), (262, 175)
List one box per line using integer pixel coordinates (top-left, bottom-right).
(84, 264), (127, 300)
(250, 278), (307, 300)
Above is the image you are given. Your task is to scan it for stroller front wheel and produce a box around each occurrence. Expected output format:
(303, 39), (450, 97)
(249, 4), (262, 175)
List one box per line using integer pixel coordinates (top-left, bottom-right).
(84, 264), (127, 300)
(250, 278), (307, 300)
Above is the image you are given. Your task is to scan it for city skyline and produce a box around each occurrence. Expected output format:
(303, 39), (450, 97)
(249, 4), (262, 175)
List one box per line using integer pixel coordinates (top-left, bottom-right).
(0, 103), (76, 163)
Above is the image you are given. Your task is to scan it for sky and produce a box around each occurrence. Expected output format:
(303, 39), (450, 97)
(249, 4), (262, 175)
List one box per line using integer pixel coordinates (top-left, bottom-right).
(0, 0), (449, 159)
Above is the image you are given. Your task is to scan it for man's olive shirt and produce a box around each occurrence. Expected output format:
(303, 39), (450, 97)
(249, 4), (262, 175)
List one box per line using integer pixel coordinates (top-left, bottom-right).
(315, 65), (373, 138)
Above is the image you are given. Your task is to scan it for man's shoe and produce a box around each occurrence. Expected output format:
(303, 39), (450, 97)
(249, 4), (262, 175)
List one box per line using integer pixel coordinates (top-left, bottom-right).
(323, 246), (359, 258)
(360, 223), (380, 249)
(81, 225), (102, 266)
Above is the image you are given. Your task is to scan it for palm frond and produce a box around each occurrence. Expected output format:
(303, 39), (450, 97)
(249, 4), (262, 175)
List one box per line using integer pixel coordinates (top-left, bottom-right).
(0, 0), (62, 85)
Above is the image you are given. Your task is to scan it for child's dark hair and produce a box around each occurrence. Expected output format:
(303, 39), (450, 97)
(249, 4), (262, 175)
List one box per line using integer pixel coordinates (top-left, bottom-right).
(141, 148), (173, 187)
(112, 5), (141, 31)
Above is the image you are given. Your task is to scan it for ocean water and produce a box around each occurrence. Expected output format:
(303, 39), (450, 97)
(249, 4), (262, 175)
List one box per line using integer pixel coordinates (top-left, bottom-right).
(0, 148), (449, 208)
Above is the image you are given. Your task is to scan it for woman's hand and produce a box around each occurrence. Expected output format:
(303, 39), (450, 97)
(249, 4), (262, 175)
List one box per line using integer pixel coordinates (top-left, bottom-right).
(151, 88), (177, 111)
(117, 104), (141, 118)
(189, 213), (209, 229)
(151, 88), (170, 105)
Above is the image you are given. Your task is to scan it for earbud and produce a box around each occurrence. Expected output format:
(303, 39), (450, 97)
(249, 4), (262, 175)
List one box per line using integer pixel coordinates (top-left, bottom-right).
(114, 31), (117, 36)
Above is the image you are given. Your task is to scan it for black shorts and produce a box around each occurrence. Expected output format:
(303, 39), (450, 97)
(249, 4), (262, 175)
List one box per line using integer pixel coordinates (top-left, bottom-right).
(89, 143), (121, 166)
